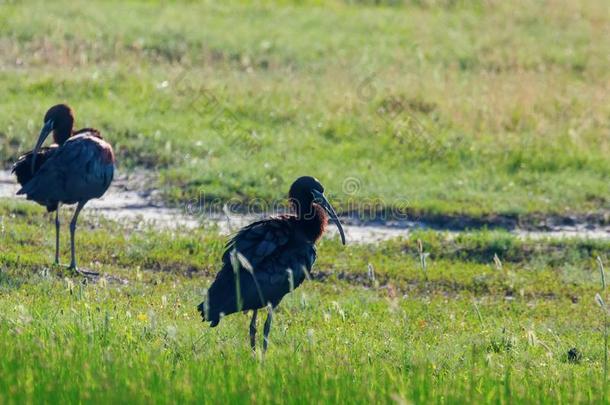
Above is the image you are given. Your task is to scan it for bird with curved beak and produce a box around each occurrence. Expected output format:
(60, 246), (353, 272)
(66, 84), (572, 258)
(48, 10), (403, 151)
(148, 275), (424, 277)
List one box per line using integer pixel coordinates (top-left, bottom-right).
(13, 104), (115, 274)
(198, 176), (346, 352)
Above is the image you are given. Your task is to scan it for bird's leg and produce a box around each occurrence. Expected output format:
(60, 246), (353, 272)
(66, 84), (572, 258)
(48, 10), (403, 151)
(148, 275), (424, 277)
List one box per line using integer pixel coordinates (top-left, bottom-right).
(69, 201), (86, 273)
(249, 310), (258, 351)
(54, 207), (60, 265)
(263, 304), (273, 353)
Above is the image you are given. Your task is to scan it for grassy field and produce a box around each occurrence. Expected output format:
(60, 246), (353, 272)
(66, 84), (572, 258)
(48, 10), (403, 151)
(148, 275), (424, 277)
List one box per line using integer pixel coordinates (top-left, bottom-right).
(0, 200), (609, 403)
(1, 0), (610, 403)
(0, 0), (608, 220)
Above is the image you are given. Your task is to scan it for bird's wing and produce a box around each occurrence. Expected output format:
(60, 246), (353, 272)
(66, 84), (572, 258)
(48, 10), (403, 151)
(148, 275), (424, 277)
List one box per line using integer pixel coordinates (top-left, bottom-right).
(223, 217), (293, 270)
(12, 146), (58, 188)
(202, 217), (316, 322)
(224, 216), (317, 299)
(222, 216), (317, 282)
(18, 134), (114, 203)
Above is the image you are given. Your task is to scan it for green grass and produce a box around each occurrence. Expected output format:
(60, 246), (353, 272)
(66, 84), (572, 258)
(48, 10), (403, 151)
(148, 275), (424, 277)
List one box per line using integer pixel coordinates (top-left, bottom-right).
(1, 199), (609, 403)
(0, 0), (608, 219)
(1, 1), (609, 402)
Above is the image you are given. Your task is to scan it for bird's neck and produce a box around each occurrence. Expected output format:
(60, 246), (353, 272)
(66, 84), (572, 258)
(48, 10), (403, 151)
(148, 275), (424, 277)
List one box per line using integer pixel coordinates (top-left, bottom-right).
(296, 203), (327, 243)
(52, 124), (73, 145)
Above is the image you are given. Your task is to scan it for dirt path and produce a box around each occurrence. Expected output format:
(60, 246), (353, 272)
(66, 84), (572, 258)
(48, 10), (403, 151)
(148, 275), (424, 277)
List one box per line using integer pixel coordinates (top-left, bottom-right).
(1, 170), (608, 242)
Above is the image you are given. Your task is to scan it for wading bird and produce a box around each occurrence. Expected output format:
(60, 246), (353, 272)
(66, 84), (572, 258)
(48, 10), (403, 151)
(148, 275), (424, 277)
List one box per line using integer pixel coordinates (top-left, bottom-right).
(12, 104), (115, 273)
(197, 176), (346, 351)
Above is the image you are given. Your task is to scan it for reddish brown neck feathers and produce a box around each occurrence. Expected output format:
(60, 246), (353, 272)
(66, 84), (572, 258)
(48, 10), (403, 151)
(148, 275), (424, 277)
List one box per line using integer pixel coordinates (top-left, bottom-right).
(298, 203), (328, 243)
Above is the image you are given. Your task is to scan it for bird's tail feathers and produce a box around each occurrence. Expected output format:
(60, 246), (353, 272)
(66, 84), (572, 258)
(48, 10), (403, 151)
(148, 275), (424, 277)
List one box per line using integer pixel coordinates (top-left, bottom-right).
(197, 300), (220, 327)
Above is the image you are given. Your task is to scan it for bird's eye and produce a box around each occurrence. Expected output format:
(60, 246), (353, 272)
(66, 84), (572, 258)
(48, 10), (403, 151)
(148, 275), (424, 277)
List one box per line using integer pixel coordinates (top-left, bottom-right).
(311, 189), (324, 203)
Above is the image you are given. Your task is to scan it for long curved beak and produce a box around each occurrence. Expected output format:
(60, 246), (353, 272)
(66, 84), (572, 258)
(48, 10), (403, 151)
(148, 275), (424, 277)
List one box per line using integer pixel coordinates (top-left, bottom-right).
(312, 189), (346, 245)
(31, 120), (54, 174)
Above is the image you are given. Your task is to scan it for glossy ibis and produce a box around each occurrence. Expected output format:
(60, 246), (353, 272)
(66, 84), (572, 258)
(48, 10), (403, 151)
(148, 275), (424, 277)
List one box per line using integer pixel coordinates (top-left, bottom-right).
(12, 104), (115, 273)
(197, 176), (346, 351)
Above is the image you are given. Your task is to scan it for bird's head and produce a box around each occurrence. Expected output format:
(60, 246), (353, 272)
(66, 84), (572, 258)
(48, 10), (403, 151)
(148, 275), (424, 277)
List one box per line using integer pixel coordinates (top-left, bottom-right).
(31, 104), (75, 173)
(42, 104), (75, 145)
(289, 176), (346, 245)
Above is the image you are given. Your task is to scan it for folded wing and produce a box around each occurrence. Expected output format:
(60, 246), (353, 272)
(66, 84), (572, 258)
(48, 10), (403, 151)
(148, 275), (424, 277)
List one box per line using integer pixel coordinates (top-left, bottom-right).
(17, 134), (114, 205)
(200, 217), (316, 326)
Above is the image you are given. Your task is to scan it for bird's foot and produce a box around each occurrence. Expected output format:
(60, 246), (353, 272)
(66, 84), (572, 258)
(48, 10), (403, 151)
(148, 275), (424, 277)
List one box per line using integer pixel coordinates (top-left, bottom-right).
(68, 265), (100, 278)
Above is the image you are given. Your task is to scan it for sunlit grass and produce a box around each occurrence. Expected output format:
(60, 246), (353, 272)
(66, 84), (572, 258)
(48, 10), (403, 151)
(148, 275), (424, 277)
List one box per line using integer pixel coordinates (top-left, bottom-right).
(0, 0), (609, 401)
(0, 200), (609, 402)
(1, 277), (607, 403)
(0, 0), (608, 218)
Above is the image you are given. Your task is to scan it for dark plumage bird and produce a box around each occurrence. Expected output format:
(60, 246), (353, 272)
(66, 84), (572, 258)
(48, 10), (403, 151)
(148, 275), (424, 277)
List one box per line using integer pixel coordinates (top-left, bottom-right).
(197, 176), (346, 351)
(12, 104), (115, 273)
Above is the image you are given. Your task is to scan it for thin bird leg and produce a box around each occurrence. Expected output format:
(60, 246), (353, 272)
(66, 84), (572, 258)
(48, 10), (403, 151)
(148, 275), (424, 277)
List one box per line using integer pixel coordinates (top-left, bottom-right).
(54, 207), (60, 265)
(249, 310), (258, 351)
(263, 305), (273, 353)
(69, 201), (86, 272)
